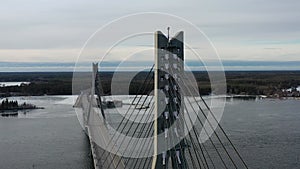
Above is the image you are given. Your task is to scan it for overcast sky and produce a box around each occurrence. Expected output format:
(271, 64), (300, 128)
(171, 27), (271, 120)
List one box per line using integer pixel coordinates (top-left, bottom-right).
(0, 0), (299, 64)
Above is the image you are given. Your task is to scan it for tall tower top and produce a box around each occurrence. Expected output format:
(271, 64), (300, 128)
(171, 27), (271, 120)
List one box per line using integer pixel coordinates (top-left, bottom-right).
(167, 27), (170, 42)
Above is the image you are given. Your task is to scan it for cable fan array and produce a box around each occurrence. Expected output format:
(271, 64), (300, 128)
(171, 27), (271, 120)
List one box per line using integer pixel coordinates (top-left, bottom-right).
(90, 64), (248, 169)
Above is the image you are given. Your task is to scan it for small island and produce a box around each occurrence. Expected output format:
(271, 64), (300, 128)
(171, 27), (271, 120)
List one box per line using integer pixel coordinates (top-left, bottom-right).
(0, 98), (44, 116)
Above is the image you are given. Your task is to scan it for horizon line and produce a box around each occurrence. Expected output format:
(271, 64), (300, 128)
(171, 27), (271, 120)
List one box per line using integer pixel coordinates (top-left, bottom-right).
(0, 60), (300, 72)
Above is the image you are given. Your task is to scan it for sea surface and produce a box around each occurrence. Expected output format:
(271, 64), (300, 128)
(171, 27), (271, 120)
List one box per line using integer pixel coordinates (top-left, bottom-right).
(0, 96), (93, 169)
(222, 98), (300, 169)
(0, 82), (30, 87)
(0, 96), (299, 169)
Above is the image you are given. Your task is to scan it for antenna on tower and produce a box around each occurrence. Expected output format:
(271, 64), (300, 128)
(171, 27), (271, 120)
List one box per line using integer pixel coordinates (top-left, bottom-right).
(167, 27), (170, 42)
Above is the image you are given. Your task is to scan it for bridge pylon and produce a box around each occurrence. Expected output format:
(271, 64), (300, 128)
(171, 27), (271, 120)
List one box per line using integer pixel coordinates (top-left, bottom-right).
(153, 30), (188, 169)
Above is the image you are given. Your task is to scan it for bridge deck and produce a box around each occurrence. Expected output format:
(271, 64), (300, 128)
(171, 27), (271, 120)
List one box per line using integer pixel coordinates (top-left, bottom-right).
(79, 93), (125, 169)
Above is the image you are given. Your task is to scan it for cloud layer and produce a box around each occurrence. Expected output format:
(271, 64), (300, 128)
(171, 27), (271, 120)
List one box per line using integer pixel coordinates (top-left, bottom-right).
(0, 0), (299, 69)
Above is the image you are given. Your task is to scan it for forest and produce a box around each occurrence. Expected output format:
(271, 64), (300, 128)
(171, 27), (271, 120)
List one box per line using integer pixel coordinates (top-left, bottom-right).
(0, 98), (42, 111)
(0, 71), (300, 97)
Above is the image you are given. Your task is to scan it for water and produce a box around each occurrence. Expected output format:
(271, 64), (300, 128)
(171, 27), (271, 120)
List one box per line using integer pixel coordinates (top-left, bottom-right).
(222, 98), (300, 169)
(0, 96), (93, 169)
(0, 96), (299, 168)
(0, 82), (30, 87)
